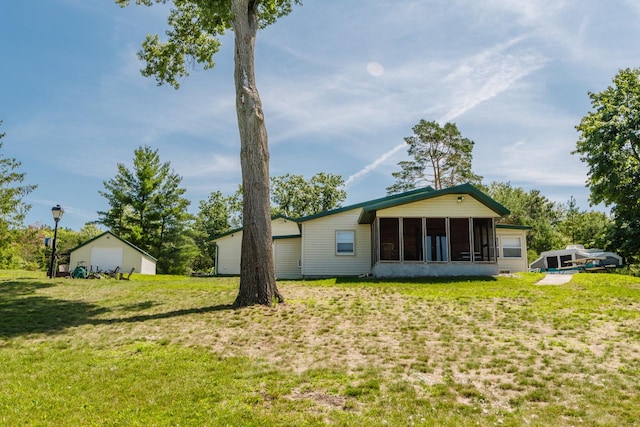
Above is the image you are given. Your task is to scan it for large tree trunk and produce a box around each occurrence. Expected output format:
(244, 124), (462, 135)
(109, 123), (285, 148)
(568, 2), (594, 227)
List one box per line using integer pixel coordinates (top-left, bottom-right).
(231, 0), (283, 307)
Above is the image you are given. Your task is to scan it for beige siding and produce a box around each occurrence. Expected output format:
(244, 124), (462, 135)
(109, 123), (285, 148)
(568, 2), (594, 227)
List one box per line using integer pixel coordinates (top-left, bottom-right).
(378, 194), (499, 218)
(301, 209), (371, 277)
(274, 238), (302, 279)
(496, 228), (529, 273)
(70, 246), (93, 272)
(214, 217), (300, 276)
(272, 217), (300, 237)
(215, 232), (242, 275)
(70, 233), (156, 275)
(140, 257), (156, 275)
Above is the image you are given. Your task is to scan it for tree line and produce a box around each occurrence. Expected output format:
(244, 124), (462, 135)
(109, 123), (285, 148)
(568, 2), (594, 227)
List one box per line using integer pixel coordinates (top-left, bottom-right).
(2, 66), (639, 277)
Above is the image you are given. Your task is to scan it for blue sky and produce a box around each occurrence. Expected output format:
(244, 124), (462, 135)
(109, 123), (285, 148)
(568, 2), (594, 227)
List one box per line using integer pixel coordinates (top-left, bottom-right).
(2, 1), (639, 231)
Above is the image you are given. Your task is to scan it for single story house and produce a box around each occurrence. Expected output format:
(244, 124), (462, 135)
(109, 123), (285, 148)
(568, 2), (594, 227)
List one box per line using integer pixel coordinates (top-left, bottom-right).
(212, 184), (530, 278)
(69, 231), (157, 275)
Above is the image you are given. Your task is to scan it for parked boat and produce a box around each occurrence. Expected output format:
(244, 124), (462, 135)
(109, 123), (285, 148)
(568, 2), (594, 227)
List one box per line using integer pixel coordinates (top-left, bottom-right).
(529, 245), (623, 273)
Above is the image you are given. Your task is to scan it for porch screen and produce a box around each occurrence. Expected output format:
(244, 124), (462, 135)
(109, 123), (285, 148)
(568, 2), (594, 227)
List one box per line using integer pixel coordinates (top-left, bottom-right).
(403, 218), (423, 261)
(450, 218), (471, 262)
(379, 218), (400, 261)
(426, 218), (447, 262)
(473, 218), (495, 262)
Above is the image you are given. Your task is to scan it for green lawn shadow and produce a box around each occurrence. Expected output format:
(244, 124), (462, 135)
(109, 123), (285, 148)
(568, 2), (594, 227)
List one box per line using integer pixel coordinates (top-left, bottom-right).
(0, 281), (109, 338)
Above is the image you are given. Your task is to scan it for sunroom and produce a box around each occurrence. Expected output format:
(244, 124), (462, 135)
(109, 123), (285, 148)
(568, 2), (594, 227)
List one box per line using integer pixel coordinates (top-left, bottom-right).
(355, 184), (510, 277)
(370, 216), (499, 276)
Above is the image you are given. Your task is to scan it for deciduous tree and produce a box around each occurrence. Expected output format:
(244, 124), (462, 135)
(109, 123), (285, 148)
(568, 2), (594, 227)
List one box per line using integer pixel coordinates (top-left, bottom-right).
(192, 191), (232, 272)
(575, 67), (640, 261)
(0, 122), (37, 267)
(387, 119), (482, 194)
(116, 0), (301, 306)
(486, 182), (564, 257)
(556, 197), (612, 250)
(271, 172), (346, 217)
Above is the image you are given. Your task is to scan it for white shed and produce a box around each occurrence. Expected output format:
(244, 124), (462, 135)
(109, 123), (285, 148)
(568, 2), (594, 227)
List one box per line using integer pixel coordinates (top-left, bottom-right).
(69, 231), (157, 275)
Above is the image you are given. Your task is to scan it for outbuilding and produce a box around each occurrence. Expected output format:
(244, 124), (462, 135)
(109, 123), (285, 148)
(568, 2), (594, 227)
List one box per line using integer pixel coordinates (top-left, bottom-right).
(69, 231), (157, 275)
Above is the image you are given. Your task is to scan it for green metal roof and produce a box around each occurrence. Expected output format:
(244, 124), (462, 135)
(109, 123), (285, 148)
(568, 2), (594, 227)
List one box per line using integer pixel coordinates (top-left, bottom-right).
(210, 214), (299, 241)
(496, 223), (532, 230)
(357, 183), (510, 224)
(295, 183), (510, 224)
(211, 184), (514, 239)
(294, 185), (436, 223)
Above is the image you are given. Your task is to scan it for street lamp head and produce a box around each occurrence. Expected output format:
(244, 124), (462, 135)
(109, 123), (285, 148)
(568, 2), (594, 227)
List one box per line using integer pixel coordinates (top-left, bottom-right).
(51, 205), (64, 222)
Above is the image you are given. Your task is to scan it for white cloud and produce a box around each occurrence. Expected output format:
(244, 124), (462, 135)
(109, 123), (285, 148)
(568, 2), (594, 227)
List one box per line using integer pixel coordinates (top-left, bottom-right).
(172, 153), (240, 179)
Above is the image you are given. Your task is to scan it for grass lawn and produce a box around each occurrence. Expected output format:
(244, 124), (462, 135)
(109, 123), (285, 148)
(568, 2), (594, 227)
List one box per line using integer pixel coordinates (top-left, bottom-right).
(1, 270), (639, 426)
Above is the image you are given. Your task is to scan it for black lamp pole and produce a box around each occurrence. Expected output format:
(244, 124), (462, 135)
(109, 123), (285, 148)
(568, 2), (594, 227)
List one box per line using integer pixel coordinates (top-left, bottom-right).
(48, 205), (64, 278)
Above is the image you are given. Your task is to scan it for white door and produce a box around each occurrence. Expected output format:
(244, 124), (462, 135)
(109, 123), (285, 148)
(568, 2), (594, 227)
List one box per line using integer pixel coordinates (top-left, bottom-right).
(91, 247), (123, 271)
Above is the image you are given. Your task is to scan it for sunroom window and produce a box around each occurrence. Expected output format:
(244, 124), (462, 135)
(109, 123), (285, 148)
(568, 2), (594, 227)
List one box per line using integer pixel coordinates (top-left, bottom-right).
(379, 218), (400, 261)
(426, 218), (447, 262)
(403, 218), (423, 261)
(449, 218), (471, 262)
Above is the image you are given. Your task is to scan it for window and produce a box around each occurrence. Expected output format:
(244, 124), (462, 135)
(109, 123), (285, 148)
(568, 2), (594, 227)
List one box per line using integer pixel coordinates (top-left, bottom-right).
(403, 218), (423, 261)
(336, 231), (355, 255)
(379, 218), (400, 261)
(546, 256), (558, 269)
(560, 255), (572, 267)
(426, 218), (447, 262)
(502, 236), (522, 258)
(450, 218), (471, 262)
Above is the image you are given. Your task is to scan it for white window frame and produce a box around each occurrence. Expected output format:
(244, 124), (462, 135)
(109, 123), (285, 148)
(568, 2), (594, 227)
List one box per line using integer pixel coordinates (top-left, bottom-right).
(336, 230), (356, 256)
(501, 236), (522, 258)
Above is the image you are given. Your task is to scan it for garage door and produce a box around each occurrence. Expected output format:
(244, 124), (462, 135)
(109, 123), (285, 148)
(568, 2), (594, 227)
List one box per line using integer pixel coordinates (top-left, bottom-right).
(91, 247), (123, 271)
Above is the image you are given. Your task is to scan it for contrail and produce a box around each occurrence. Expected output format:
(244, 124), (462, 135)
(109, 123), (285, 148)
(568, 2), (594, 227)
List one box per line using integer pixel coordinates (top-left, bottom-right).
(344, 37), (547, 188)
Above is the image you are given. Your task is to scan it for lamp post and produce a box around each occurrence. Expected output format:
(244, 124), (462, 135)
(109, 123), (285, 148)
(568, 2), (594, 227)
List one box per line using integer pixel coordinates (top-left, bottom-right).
(48, 205), (64, 278)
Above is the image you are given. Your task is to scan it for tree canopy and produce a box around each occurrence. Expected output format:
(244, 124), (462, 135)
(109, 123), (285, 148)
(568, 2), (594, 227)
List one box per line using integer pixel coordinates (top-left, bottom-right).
(575, 67), (640, 260)
(486, 182), (563, 256)
(271, 172), (346, 218)
(0, 122), (37, 267)
(387, 119), (482, 194)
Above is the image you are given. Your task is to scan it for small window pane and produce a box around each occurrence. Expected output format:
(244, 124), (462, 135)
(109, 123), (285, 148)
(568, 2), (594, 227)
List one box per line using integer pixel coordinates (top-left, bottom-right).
(502, 236), (522, 258)
(336, 231), (355, 255)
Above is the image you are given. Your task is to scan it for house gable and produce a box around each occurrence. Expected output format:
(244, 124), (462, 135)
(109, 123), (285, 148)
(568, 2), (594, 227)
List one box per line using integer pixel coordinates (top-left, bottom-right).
(376, 194), (501, 218)
(357, 183), (509, 223)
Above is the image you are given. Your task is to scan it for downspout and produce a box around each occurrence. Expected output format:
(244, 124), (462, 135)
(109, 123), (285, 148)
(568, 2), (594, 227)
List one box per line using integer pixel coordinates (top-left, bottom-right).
(214, 243), (219, 276)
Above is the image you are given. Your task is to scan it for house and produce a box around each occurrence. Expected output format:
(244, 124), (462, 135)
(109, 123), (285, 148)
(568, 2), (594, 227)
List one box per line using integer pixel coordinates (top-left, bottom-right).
(69, 231), (157, 275)
(212, 184), (530, 278)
